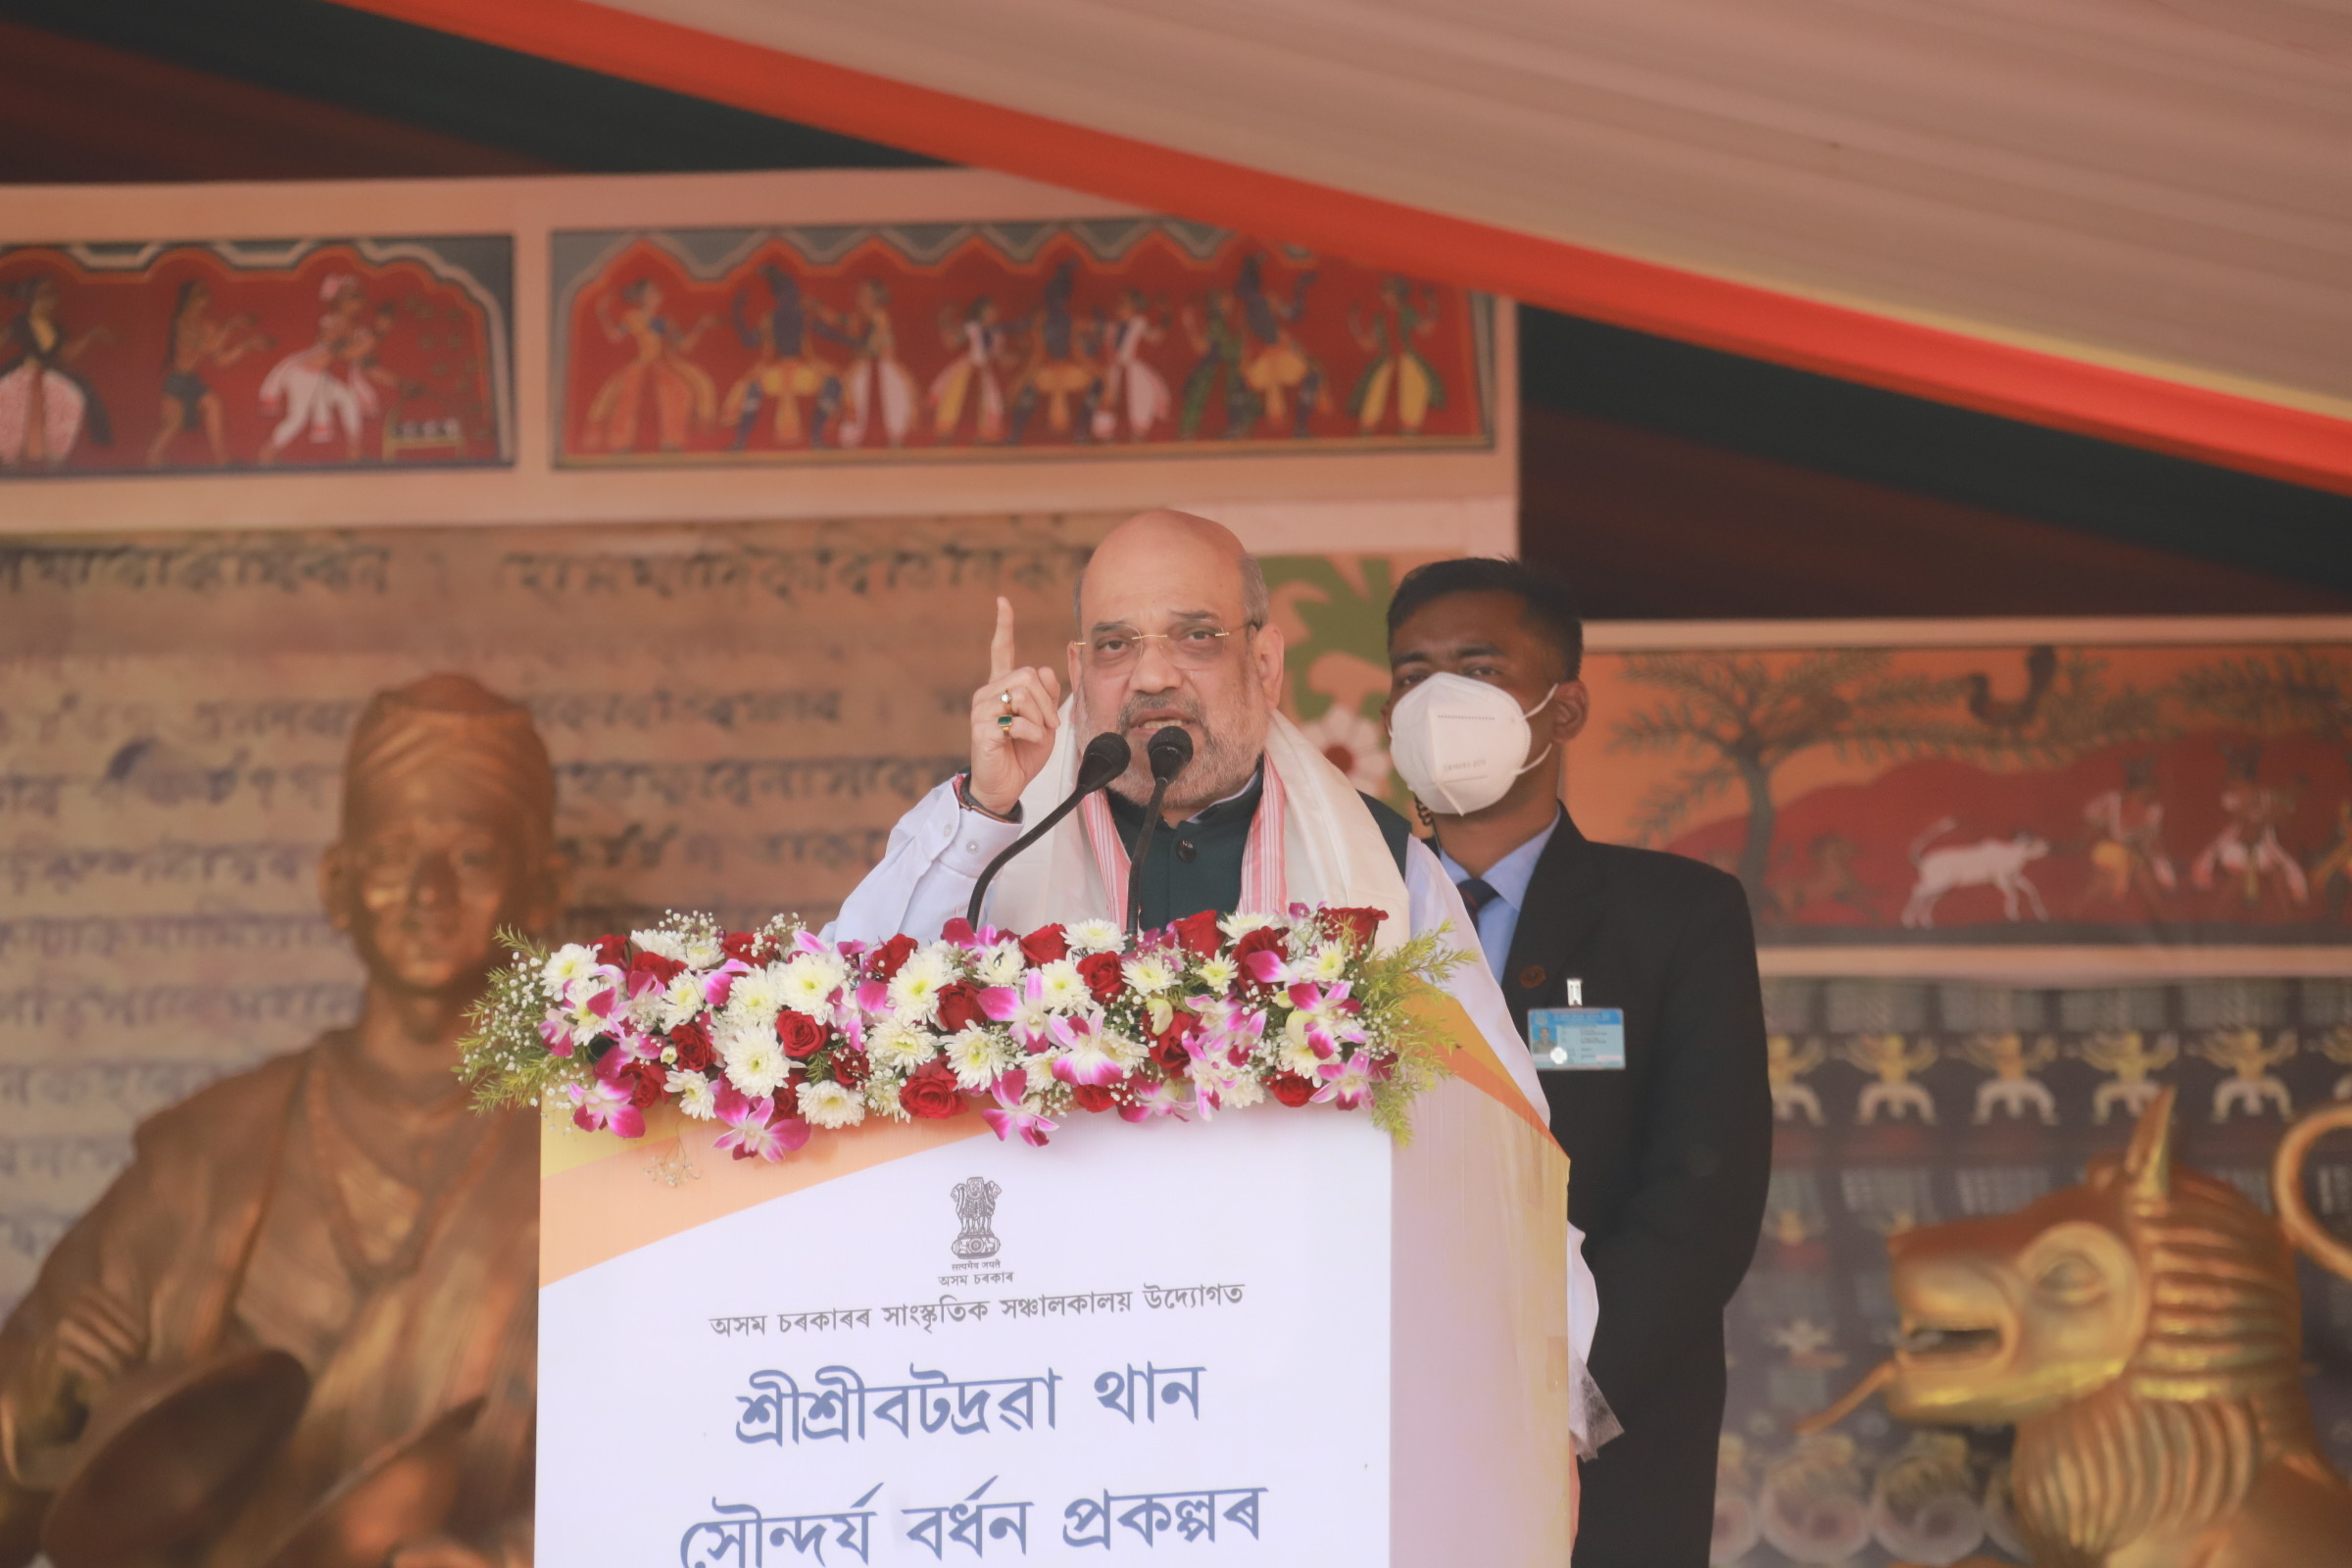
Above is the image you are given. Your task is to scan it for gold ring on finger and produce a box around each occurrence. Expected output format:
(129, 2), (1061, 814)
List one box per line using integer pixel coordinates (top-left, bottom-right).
(1000, 690), (1014, 708)
(997, 713), (1016, 732)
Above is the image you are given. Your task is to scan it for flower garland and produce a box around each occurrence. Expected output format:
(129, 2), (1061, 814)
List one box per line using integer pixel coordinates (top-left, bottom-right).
(461, 906), (1464, 1160)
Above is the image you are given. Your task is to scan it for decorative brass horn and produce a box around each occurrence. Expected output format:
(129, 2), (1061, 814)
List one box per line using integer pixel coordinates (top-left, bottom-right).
(2273, 1102), (2352, 1283)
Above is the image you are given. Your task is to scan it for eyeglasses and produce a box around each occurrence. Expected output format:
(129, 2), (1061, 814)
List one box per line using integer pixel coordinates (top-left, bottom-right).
(1085, 622), (1256, 672)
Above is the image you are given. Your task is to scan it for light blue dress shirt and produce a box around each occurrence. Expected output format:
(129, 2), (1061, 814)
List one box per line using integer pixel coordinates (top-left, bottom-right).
(1434, 810), (1563, 985)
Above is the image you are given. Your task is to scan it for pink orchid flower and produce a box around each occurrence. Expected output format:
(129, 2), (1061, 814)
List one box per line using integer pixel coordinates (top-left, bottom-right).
(711, 1086), (812, 1162)
(1313, 1049), (1379, 1110)
(941, 918), (984, 951)
(702, 957), (752, 1007)
(981, 972), (1056, 1053)
(566, 1077), (645, 1139)
(979, 1071), (1056, 1147)
(1119, 1078), (1191, 1123)
(1241, 948), (1292, 986)
(1187, 994), (1266, 1062)
(539, 1008), (575, 1056)
(1182, 1034), (1251, 1116)
(1285, 981), (1365, 1059)
(1045, 1014), (1123, 1087)
(856, 978), (891, 1015)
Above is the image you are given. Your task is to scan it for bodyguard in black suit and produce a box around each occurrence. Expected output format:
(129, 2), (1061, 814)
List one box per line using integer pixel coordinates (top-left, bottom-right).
(1384, 559), (1770, 1568)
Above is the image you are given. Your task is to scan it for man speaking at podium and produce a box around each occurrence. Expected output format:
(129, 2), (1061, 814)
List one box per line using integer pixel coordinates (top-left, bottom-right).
(836, 510), (1527, 1013)
(831, 508), (1605, 1471)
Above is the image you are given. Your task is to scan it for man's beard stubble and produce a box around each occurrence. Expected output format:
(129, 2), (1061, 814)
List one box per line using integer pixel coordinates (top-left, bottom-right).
(1086, 688), (1265, 814)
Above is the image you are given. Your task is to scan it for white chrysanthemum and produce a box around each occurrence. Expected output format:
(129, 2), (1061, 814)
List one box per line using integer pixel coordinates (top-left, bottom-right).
(1218, 1069), (1266, 1111)
(722, 1034), (789, 1099)
(631, 928), (689, 961)
(777, 952), (849, 1013)
(864, 1076), (910, 1120)
(887, 947), (956, 1018)
(1123, 953), (1178, 995)
(541, 944), (600, 1000)
(969, 941), (1020, 986)
(799, 1079), (866, 1129)
(868, 1018), (939, 1073)
(1066, 919), (1126, 954)
(1218, 911), (1280, 940)
(722, 962), (791, 1028)
(1100, 1030), (1148, 1071)
(657, 971), (707, 1030)
(1023, 1059), (1058, 1097)
(667, 1070), (718, 1119)
(1034, 958), (1088, 1012)
(945, 1026), (1012, 1090)
(1194, 955), (1240, 992)
(1300, 943), (1349, 984)
(683, 931), (725, 970)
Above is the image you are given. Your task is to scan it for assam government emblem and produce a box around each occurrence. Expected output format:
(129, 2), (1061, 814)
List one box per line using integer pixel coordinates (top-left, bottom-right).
(951, 1176), (1003, 1260)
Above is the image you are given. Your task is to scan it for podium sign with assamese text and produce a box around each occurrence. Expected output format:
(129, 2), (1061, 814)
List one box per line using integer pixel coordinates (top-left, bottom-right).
(536, 999), (1572, 1565)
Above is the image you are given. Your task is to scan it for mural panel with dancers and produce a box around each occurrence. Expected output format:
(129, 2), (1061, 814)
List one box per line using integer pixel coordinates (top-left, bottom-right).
(549, 220), (1494, 466)
(0, 237), (513, 476)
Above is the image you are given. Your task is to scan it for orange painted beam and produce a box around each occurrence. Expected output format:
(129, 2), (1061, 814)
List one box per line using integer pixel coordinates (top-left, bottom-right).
(326, 0), (2352, 497)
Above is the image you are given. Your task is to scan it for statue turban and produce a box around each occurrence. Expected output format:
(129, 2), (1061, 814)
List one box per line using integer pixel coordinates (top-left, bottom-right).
(340, 673), (556, 852)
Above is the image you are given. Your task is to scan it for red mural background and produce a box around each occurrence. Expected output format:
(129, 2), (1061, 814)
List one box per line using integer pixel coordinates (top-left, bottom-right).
(553, 223), (1490, 465)
(0, 239), (510, 475)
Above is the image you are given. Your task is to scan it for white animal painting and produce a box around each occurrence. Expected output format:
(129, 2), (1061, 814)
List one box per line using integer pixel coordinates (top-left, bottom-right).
(1900, 817), (2051, 929)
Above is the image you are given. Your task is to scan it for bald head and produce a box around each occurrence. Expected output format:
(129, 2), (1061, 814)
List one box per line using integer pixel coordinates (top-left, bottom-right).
(1075, 510), (1267, 635)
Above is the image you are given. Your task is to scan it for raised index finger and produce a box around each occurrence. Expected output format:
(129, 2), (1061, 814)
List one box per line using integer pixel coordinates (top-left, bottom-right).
(987, 596), (1015, 682)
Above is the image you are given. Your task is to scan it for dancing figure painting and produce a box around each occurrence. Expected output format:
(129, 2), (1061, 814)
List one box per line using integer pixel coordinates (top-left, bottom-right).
(0, 238), (513, 476)
(550, 219), (1494, 466)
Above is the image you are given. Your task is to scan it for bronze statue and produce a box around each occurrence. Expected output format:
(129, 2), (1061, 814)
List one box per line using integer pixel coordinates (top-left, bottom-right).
(1805, 1087), (2352, 1566)
(0, 674), (560, 1567)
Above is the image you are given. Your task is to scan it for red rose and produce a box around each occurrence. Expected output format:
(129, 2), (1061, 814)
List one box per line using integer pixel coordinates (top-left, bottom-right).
(1148, 1007), (1199, 1073)
(720, 931), (759, 964)
(899, 1060), (964, 1119)
(935, 981), (988, 1033)
(592, 934), (628, 968)
(1018, 924), (1069, 964)
(1071, 1082), (1121, 1113)
(1268, 1072), (1316, 1108)
(667, 1021), (714, 1072)
(1170, 909), (1223, 956)
(1231, 926), (1287, 977)
(1075, 952), (1125, 1003)
(615, 1058), (667, 1108)
(1321, 906), (1385, 951)
(829, 1048), (870, 1089)
(772, 1075), (801, 1115)
(775, 1009), (828, 1059)
(869, 933), (918, 983)
(629, 950), (686, 987)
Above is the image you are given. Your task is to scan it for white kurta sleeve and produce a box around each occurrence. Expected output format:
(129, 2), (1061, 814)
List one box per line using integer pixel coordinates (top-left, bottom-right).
(825, 780), (1026, 945)
(1403, 837), (1613, 1453)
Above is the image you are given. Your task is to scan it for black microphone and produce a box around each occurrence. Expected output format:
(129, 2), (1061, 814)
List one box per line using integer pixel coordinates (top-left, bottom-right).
(964, 733), (1132, 929)
(1124, 726), (1195, 934)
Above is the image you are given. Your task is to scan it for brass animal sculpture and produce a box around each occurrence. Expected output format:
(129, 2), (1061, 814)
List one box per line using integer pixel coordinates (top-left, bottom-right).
(1801, 1088), (2352, 1566)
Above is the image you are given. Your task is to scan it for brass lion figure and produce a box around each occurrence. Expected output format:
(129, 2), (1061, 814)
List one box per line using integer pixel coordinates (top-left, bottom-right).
(1806, 1087), (2352, 1566)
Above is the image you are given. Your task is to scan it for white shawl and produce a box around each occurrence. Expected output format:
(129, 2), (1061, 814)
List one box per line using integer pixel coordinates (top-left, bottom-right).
(984, 703), (1411, 950)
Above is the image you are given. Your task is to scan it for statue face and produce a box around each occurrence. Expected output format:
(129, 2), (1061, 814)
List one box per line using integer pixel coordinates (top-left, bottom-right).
(324, 770), (553, 998)
(1884, 1188), (2147, 1424)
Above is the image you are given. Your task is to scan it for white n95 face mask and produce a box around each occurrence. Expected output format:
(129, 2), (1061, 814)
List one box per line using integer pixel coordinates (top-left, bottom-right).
(1388, 672), (1558, 816)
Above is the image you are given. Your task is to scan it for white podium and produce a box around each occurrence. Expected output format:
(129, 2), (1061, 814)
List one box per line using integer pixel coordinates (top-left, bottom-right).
(536, 1004), (1572, 1565)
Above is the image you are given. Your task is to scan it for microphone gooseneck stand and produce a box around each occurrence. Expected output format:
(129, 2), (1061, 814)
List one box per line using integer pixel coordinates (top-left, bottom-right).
(963, 732), (1133, 929)
(1123, 726), (1195, 936)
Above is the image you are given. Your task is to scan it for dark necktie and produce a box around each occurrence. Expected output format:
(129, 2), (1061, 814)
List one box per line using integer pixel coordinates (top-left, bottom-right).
(1456, 877), (1499, 918)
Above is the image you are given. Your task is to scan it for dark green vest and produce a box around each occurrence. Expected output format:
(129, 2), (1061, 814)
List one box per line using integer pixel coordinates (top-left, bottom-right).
(1103, 765), (1413, 929)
